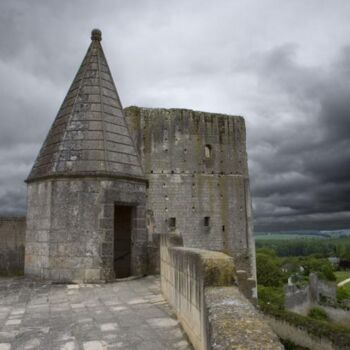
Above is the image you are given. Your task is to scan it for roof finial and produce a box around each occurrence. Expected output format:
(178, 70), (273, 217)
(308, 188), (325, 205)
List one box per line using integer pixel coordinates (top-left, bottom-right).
(91, 28), (102, 41)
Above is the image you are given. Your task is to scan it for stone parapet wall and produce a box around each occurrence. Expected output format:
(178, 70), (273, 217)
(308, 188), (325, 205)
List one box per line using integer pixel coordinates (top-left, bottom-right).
(160, 233), (282, 350)
(0, 217), (26, 275)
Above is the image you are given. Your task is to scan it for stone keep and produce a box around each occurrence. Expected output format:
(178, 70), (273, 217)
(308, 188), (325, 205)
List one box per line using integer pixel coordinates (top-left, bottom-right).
(125, 107), (256, 283)
(25, 30), (256, 286)
(25, 30), (148, 282)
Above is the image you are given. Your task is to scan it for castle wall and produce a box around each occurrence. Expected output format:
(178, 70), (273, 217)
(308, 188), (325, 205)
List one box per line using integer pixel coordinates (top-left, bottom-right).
(0, 217), (26, 275)
(284, 284), (310, 314)
(125, 107), (256, 280)
(309, 272), (337, 303)
(160, 234), (282, 350)
(25, 177), (147, 282)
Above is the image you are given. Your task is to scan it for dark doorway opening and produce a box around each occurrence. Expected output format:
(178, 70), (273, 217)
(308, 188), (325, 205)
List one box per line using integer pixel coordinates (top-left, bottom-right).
(114, 205), (133, 278)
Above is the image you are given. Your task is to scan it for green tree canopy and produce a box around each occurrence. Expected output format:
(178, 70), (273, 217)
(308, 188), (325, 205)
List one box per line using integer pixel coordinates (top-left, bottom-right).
(256, 251), (284, 287)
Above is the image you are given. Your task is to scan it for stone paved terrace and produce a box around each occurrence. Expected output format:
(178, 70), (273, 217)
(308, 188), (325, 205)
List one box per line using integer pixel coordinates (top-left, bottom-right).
(0, 276), (192, 350)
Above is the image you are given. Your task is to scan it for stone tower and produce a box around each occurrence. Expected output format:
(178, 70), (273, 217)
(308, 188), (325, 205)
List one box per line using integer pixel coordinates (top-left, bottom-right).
(125, 107), (256, 285)
(25, 30), (148, 282)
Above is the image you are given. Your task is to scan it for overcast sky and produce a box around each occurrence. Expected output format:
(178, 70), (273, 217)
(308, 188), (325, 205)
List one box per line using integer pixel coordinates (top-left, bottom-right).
(0, 0), (350, 231)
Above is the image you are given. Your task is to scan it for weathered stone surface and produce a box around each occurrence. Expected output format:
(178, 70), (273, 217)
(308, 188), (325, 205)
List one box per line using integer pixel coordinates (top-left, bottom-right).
(159, 233), (281, 350)
(25, 178), (147, 282)
(1, 28), (277, 350)
(27, 31), (144, 182)
(125, 106), (256, 287)
(24, 30), (148, 283)
(205, 287), (283, 350)
(0, 217), (26, 276)
(0, 276), (192, 350)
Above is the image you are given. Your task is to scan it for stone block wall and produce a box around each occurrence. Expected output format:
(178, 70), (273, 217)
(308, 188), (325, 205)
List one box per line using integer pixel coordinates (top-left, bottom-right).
(25, 177), (147, 282)
(160, 233), (282, 350)
(125, 106), (256, 283)
(0, 217), (26, 275)
(285, 284), (310, 313)
(285, 273), (337, 314)
(309, 272), (336, 303)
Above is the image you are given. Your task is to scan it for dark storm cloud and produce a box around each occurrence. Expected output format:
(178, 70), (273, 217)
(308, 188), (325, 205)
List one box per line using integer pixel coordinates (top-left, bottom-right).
(0, 0), (349, 231)
(250, 45), (350, 230)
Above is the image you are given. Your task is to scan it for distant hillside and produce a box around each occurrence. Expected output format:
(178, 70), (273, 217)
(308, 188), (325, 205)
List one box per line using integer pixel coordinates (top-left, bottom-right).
(255, 229), (350, 240)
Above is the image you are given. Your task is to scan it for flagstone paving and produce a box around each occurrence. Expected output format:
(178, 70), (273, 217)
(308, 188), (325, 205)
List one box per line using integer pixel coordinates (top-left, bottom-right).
(0, 275), (192, 350)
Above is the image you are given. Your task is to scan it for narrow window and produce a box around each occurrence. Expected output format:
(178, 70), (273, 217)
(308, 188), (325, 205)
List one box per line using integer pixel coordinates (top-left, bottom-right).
(204, 216), (210, 227)
(222, 225), (225, 232)
(169, 217), (176, 229)
(204, 145), (212, 159)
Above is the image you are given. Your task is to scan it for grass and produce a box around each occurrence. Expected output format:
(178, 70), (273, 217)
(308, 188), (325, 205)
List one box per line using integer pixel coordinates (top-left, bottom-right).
(335, 270), (350, 294)
(334, 270), (350, 282)
(335, 270), (350, 283)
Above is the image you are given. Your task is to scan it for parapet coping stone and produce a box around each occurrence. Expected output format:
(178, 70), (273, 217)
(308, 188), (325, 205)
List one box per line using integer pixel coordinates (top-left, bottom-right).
(168, 246), (236, 287)
(206, 286), (283, 350)
(125, 105), (245, 122)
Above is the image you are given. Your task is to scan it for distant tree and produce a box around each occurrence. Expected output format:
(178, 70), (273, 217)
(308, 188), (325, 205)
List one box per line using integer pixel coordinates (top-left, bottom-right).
(256, 237), (350, 259)
(299, 257), (336, 281)
(258, 285), (284, 310)
(320, 265), (336, 281)
(256, 247), (277, 257)
(336, 241), (350, 260)
(256, 252), (284, 287)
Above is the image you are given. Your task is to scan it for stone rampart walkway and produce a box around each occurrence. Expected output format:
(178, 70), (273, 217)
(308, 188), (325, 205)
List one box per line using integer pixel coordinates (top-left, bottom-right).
(0, 276), (192, 350)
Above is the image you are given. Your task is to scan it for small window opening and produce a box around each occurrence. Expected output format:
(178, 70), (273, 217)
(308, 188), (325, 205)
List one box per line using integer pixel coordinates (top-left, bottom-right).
(169, 217), (176, 229)
(222, 225), (225, 232)
(204, 216), (210, 227)
(204, 145), (212, 159)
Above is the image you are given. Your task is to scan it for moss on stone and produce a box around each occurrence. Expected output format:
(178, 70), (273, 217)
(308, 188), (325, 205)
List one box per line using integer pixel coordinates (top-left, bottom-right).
(201, 254), (235, 287)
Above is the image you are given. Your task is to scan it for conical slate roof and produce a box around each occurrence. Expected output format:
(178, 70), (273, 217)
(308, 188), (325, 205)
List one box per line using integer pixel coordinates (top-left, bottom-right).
(27, 29), (144, 182)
